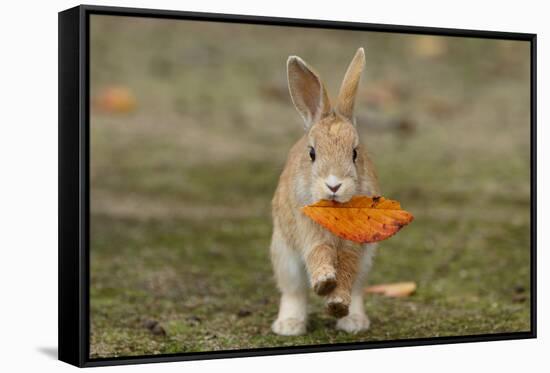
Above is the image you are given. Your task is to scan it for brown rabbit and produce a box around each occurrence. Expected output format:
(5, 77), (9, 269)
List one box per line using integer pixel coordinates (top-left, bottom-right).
(271, 48), (380, 335)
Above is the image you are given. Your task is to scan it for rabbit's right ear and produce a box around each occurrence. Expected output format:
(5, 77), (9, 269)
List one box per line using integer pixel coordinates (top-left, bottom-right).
(287, 56), (332, 129)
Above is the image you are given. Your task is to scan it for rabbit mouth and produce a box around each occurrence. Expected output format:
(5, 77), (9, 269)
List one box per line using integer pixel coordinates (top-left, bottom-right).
(327, 194), (352, 203)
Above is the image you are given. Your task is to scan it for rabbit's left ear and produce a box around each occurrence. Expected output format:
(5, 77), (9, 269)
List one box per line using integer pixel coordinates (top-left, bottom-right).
(336, 48), (365, 123)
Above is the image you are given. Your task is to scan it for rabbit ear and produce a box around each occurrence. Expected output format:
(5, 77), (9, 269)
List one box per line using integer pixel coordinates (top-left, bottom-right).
(336, 48), (365, 123)
(287, 56), (332, 129)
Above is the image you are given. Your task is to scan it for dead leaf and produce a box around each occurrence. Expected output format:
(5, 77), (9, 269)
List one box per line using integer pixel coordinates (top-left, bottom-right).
(93, 85), (136, 114)
(412, 36), (448, 59)
(301, 196), (414, 243)
(365, 282), (417, 297)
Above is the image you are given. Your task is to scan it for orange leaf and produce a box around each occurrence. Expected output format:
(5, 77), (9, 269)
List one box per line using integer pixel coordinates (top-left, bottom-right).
(93, 86), (137, 114)
(365, 282), (417, 297)
(301, 196), (414, 243)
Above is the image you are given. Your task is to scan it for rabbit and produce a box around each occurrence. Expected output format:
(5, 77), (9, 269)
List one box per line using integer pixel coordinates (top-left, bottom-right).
(270, 48), (380, 336)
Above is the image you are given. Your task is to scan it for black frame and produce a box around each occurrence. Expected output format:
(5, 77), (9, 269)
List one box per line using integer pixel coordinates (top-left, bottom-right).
(58, 4), (537, 368)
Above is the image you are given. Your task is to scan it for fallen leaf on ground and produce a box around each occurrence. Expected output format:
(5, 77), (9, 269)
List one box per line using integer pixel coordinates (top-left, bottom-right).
(93, 85), (136, 114)
(412, 36), (448, 59)
(301, 196), (414, 243)
(365, 282), (417, 297)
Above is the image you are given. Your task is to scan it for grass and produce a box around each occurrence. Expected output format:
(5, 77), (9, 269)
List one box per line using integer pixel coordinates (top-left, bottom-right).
(89, 16), (531, 358)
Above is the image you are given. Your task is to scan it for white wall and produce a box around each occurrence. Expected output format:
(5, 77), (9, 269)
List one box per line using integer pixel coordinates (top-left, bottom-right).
(0, 0), (545, 371)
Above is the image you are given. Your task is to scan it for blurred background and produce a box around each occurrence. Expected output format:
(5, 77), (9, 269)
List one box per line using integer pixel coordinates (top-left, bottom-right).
(89, 15), (531, 358)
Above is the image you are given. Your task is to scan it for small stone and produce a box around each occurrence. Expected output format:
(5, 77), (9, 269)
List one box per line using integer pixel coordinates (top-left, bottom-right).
(512, 294), (528, 303)
(514, 285), (526, 294)
(187, 315), (202, 325)
(143, 319), (158, 330)
(237, 309), (252, 318)
(151, 324), (167, 336)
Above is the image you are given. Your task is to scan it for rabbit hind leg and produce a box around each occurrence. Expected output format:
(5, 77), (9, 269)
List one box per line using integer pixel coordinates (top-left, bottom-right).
(271, 228), (309, 336)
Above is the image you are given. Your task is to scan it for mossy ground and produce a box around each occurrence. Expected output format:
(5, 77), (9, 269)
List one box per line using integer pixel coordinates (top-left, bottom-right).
(89, 16), (531, 358)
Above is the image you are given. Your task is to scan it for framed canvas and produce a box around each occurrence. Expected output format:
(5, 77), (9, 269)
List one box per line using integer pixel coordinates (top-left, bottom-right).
(58, 4), (537, 367)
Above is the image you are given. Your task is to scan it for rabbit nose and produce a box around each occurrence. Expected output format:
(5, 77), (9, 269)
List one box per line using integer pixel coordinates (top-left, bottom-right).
(326, 183), (342, 193)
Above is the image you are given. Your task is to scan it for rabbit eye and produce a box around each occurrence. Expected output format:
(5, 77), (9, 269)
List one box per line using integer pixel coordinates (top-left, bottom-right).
(309, 147), (316, 162)
(353, 148), (358, 162)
